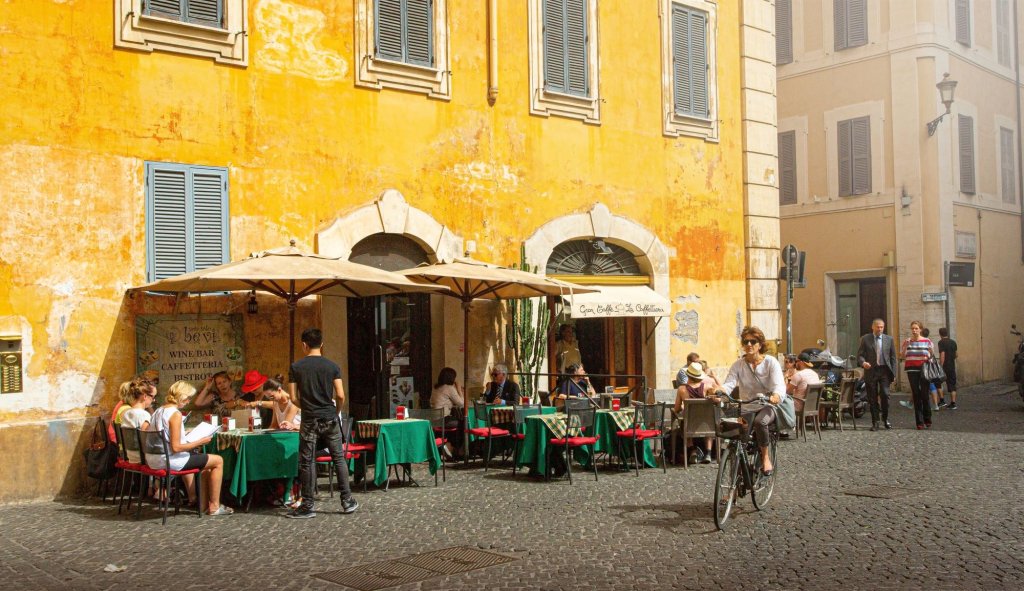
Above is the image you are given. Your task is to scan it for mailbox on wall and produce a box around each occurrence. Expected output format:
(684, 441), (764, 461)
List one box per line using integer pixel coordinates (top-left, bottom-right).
(1, 335), (22, 394)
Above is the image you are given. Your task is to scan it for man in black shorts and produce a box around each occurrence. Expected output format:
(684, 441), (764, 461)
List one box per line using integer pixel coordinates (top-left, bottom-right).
(938, 328), (958, 410)
(287, 327), (358, 518)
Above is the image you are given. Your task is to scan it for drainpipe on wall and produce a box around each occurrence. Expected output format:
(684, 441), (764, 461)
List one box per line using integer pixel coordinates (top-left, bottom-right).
(487, 0), (499, 105)
(1015, 0), (1024, 262)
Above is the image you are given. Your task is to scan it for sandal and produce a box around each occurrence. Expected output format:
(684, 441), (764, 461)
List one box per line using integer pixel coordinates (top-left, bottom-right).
(207, 505), (235, 516)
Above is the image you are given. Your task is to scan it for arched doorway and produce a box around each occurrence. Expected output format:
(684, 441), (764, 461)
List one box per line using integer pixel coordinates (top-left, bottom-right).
(346, 234), (432, 418)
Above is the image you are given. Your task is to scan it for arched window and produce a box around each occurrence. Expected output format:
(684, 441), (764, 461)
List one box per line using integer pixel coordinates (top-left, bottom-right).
(545, 239), (641, 276)
(349, 234), (429, 272)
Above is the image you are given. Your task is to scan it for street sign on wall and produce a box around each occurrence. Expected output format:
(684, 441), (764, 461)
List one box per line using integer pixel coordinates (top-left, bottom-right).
(921, 292), (948, 302)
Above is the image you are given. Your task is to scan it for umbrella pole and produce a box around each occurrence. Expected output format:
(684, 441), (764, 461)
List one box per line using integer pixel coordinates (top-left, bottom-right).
(288, 298), (297, 366)
(463, 299), (471, 466)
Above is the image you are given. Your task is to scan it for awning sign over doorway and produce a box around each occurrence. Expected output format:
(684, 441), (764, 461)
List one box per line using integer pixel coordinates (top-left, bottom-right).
(562, 285), (671, 318)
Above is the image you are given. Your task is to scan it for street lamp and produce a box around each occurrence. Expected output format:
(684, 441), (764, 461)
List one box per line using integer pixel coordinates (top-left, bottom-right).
(926, 73), (958, 137)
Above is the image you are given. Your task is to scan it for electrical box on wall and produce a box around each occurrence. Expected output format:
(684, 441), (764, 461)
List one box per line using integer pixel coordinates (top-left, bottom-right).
(1, 335), (23, 394)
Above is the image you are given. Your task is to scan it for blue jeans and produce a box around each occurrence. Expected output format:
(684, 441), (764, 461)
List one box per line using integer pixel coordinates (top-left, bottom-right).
(298, 416), (353, 509)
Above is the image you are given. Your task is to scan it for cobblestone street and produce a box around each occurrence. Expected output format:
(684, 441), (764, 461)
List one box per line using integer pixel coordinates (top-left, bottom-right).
(2, 381), (1023, 591)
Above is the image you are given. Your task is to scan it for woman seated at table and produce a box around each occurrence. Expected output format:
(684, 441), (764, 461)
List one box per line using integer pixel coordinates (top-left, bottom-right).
(557, 363), (597, 398)
(107, 380), (133, 443)
(258, 374), (301, 430)
(148, 380), (232, 516)
(194, 371), (252, 414)
(430, 367), (464, 458)
(674, 362), (715, 464)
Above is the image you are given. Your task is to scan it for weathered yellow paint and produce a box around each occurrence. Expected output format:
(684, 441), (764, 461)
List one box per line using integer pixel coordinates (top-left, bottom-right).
(0, 1), (750, 500)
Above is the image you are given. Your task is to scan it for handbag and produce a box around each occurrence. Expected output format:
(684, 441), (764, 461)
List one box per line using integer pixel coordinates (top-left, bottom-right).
(922, 355), (946, 383)
(746, 359), (796, 430)
(83, 417), (118, 480)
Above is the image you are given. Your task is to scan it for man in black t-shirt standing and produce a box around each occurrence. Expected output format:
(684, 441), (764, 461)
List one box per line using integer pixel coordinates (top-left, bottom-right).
(286, 327), (358, 518)
(938, 328), (958, 410)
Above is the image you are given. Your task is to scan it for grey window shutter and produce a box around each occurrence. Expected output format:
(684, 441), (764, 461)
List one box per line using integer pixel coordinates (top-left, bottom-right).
(833, 0), (847, 51)
(147, 164), (189, 281)
(543, 0), (568, 93)
(147, 0), (183, 20)
(672, 6), (690, 115)
(837, 119), (852, 196)
(565, 0), (588, 96)
(689, 10), (708, 118)
(847, 0), (867, 48)
(191, 168), (229, 272)
(375, 0), (405, 62)
(955, 0), (971, 46)
(997, 0), (1011, 67)
(959, 115), (976, 194)
(185, 0), (222, 28)
(776, 0), (793, 65)
(1001, 127), (1016, 203)
(851, 116), (872, 194)
(672, 5), (708, 118)
(405, 0), (433, 67)
(779, 131), (797, 204)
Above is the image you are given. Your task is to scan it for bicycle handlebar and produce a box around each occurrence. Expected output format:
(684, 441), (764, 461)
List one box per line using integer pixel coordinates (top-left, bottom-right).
(714, 391), (769, 405)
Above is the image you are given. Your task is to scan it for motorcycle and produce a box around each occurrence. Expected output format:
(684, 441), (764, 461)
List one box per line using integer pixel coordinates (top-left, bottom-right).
(1012, 325), (1024, 402)
(800, 339), (868, 419)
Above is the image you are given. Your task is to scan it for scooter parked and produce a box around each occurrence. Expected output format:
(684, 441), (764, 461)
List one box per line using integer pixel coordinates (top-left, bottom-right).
(800, 339), (868, 419)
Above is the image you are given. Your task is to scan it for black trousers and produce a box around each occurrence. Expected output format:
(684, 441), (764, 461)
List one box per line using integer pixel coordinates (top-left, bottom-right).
(864, 366), (893, 423)
(906, 369), (932, 426)
(298, 416), (353, 509)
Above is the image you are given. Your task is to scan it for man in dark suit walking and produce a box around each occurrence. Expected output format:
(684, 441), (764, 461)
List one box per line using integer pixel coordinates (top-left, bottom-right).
(857, 318), (897, 431)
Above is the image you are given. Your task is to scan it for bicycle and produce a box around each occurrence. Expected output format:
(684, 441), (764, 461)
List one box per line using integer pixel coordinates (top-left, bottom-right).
(712, 392), (779, 531)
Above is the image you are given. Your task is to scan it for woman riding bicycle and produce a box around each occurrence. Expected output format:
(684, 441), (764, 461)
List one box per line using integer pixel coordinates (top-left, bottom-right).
(709, 326), (793, 476)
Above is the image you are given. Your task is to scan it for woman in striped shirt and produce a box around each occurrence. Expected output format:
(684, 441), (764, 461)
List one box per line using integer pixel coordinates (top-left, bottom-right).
(900, 320), (934, 429)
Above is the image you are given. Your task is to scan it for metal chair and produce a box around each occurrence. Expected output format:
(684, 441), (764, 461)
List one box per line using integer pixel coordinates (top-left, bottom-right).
(798, 384), (824, 441)
(114, 424), (147, 515)
(315, 414), (369, 495)
(510, 404), (543, 475)
(546, 398), (599, 484)
(615, 402), (668, 475)
(467, 401), (511, 471)
(408, 408), (446, 485)
(679, 398), (718, 467)
(538, 391), (551, 406)
(820, 378), (857, 431)
(134, 428), (202, 524)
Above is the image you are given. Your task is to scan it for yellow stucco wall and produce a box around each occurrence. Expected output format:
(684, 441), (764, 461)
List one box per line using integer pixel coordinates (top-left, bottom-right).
(0, 1), (751, 500)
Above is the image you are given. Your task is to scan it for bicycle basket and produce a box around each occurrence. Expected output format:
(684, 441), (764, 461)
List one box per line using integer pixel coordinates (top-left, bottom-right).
(716, 417), (748, 439)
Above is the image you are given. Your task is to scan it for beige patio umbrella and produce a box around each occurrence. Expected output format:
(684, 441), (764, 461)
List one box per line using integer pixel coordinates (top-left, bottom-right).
(131, 240), (448, 363)
(396, 258), (597, 456)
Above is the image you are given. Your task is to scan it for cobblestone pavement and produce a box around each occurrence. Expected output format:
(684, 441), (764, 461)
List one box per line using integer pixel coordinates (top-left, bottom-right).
(2, 381), (1023, 591)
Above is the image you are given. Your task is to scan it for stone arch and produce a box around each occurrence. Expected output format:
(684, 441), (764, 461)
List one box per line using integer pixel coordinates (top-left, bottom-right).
(316, 189), (462, 261)
(523, 203), (671, 387)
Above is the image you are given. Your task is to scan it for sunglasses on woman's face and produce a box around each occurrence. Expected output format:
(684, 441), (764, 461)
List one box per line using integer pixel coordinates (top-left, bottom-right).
(741, 339), (759, 346)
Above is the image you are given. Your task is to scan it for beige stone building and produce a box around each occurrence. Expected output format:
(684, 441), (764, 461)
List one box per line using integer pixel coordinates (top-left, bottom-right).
(777, 0), (1024, 386)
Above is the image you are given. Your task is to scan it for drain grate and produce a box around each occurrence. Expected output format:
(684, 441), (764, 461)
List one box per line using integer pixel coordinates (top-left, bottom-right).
(313, 546), (517, 591)
(843, 485), (923, 499)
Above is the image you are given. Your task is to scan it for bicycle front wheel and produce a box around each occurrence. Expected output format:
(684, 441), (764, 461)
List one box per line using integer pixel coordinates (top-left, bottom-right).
(714, 446), (739, 530)
(752, 437), (777, 510)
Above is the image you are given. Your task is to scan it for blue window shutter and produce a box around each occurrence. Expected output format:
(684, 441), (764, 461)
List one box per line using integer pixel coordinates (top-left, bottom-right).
(190, 168), (229, 272)
(146, 0), (183, 21)
(147, 163), (189, 281)
(543, 0), (568, 93)
(837, 119), (852, 196)
(405, 0), (434, 67)
(185, 0), (223, 29)
(376, 0), (405, 62)
(565, 0), (588, 96)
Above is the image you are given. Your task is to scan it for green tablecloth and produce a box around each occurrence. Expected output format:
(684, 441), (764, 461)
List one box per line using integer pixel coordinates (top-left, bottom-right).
(210, 430), (299, 499)
(357, 419), (441, 488)
(516, 410), (657, 475)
